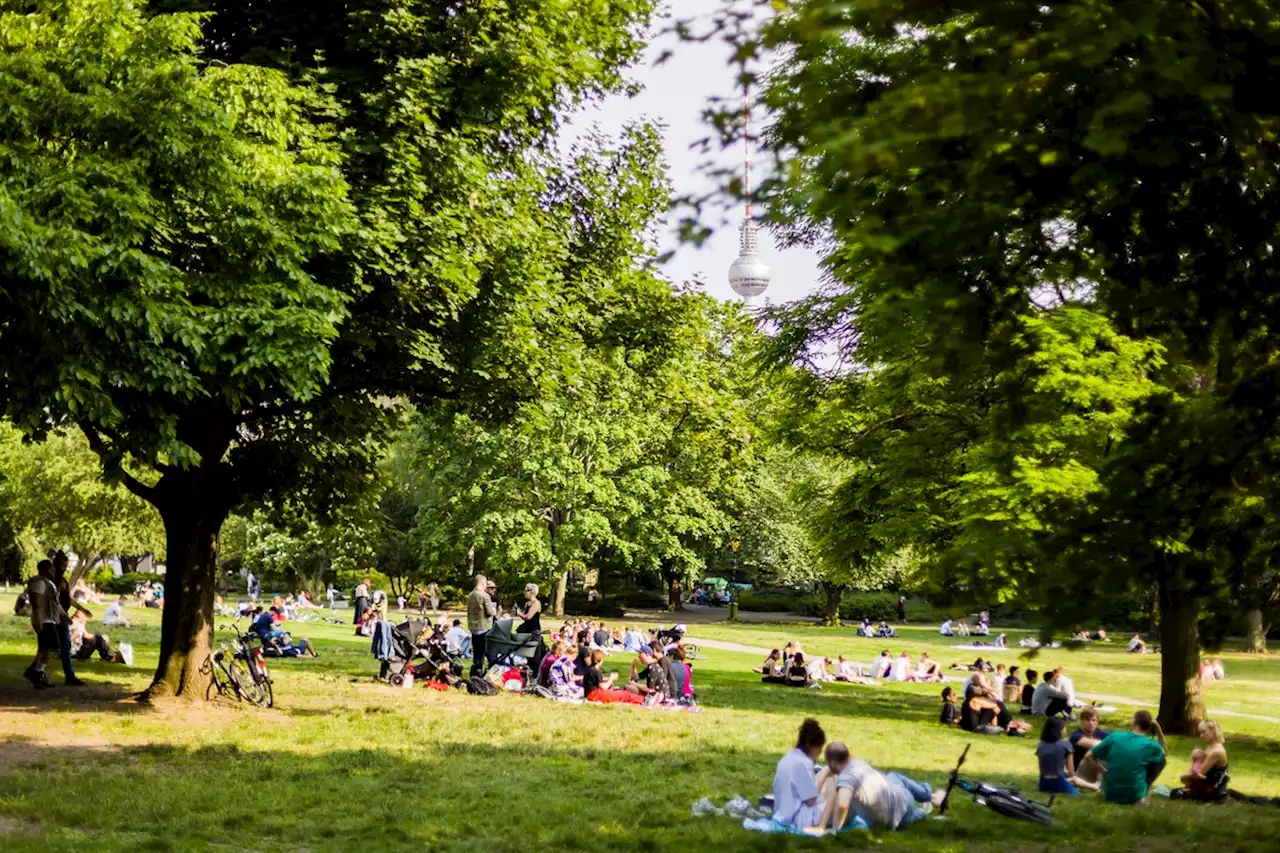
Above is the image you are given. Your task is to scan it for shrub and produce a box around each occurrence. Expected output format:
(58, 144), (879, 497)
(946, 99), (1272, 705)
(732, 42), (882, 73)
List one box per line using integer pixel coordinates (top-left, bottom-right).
(98, 574), (141, 596)
(737, 590), (810, 613)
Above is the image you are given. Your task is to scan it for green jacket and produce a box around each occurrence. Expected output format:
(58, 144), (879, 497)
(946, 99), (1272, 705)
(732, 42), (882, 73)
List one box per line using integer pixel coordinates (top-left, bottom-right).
(466, 589), (496, 634)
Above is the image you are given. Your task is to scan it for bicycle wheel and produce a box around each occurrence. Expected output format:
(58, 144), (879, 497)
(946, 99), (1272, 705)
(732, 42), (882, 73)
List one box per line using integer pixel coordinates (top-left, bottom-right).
(984, 794), (1054, 825)
(226, 656), (272, 707)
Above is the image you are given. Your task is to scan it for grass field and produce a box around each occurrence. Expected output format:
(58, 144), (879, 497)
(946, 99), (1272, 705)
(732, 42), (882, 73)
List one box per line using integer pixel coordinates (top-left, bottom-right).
(2, 596), (1280, 853)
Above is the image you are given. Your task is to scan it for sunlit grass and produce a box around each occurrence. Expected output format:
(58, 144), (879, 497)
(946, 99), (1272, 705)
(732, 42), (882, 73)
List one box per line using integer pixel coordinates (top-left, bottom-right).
(1, 597), (1279, 853)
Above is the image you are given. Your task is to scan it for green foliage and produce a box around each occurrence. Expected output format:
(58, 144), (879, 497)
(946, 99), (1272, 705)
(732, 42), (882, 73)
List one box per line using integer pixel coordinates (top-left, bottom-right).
(0, 423), (164, 562)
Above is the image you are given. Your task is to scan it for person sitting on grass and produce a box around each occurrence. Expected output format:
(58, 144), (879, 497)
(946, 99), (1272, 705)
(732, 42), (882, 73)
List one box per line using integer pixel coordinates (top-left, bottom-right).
(956, 619), (971, 637)
(102, 595), (131, 627)
(889, 651), (913, 682)
(1088, 710), (1167, 805)
(1036, 718), (1080, 795)
(877, 621), (897, 638)
(870, 649), (893, 679)
(1002, 666), (1023, 706)
(1021, 669), (1038, 714)
(940, 618), (954, 636)
(583, 650), (642, 704)
(69, 611), (125, 664)
(1070, 707), (1108, 791)
(627, 646), (670, 701)
(1171, 720), (1229, 802)
(1128, 633), (1149, 653)
(1031, 670), (1073, 719)
(771, 719), (827, 831)
(754, 649), (783, 675)
(807, 655), (835, 683)
(809, 741), (944, 834)
(916, 653), (942, 682)
(786, 652), (813, 687)
(940, 687), (961, 725)
(548, 644), (583, 700)
(859, 618), (874, 637)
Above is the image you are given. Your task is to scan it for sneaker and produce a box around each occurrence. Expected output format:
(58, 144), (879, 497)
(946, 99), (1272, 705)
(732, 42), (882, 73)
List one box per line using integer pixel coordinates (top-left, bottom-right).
(32, 671), (54, 689)
(65, 677), (87, 687)
(22, 665), (38, 684)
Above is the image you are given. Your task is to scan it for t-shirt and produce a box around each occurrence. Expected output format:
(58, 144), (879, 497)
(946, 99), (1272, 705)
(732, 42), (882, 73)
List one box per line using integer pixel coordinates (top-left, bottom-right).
(444, 625), (468, 653)
(582, 665), (603, 696)
(593, 629), (610, 648)
(771, 749), (821, 828)
(1022, 684), (1035, 707)
(103, 602), (125, 625)
(25, 576), (62, 626)
(252, 611), (276, 636)
(1036, 739), (1073, 778)
(1069, 727), (1110, 768)
(940, 702), (959, 725)
(836, 759), (912, 829)
(1089, 730), (1166, 804)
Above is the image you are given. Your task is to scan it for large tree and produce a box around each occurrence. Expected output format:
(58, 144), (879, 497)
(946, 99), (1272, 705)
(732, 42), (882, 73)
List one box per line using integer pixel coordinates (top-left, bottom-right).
(754, 0), (1280, 731)
(0, 0), (655, 698)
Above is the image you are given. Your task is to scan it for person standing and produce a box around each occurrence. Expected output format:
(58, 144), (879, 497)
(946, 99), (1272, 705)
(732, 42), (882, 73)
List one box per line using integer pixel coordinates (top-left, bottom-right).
(896, 596), (906, 623)
(466, 574), (497, 678)
(352, 577), (370, 625)
(24, 559), (66, 689)
(428, 582), (441, 615)
(247, 570), (259, 600)
(52, 552), (85, 686)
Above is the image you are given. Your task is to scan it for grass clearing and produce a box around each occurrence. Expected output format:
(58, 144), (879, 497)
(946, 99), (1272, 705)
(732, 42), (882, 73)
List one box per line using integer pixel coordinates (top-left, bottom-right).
(2, 598), (1279, 852)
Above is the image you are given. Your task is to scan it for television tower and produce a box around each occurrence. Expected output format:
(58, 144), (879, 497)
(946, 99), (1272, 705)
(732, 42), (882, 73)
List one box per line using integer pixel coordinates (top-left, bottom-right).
(728, 83), (772, 306)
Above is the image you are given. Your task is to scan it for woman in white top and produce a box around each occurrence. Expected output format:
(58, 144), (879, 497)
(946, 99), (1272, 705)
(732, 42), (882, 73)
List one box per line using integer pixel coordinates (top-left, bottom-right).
(889, 652), (912, 682)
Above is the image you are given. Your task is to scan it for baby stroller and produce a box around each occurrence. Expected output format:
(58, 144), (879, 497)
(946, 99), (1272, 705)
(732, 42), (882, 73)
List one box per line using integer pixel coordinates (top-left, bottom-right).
(485, 619), (544, 679)
(376, 619), (436, 686)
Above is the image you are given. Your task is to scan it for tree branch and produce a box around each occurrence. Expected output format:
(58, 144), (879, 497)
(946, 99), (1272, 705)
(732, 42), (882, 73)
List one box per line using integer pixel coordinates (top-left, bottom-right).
(79, 422), (160, 504)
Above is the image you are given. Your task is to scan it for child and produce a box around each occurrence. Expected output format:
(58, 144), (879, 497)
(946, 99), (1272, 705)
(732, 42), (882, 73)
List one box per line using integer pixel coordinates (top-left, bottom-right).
(1036, 717), (1079, 795)
(1021, 669), (1038, 714)
(940, 686), (960, 725)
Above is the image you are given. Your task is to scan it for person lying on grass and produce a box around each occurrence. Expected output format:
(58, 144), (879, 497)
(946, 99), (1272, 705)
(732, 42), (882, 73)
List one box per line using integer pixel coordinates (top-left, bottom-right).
(1171, 720), (1229, 802)
(1088, 710), (1168, 805)
(806, 741), (945, 834)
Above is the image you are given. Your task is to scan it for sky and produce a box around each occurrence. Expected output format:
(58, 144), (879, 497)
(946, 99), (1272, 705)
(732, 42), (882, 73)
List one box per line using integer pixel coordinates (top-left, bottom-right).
(578, 0), (823, 306)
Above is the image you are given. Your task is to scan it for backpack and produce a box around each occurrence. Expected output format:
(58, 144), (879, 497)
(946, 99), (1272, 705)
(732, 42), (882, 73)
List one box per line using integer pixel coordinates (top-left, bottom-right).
(466, 676), (499, 696)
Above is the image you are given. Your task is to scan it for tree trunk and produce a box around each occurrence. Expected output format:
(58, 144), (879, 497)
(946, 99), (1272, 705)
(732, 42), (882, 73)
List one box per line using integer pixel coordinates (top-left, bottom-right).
(823, 585), (845, 627)
(144, 498), (229, 702)
(1156, 582), (1205, 734)
(553, 570), (568, 618)
(1244, 609), (1268, 654)
(666, 577), (684, 611)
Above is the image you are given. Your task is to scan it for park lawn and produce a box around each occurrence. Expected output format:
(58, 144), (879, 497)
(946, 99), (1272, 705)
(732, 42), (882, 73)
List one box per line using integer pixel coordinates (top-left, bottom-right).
(0, 599), (1278, 853)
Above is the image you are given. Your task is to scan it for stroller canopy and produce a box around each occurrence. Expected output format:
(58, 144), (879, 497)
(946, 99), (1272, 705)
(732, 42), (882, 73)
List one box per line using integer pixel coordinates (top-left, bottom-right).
(486, 618), (541, 659)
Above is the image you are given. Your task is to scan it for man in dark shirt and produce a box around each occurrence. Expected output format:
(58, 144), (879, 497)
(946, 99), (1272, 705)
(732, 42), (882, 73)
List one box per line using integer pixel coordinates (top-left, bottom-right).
(1069, 707), (1109, 783)
(592, 622), (611, 649)
(1021, 669), (1038, 714)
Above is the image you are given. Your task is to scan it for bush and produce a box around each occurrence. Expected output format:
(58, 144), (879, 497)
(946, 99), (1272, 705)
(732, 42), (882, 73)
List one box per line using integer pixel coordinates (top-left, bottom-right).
(562, 594), (625, 618)
(737, 590), (810, 613)
(796, 591), (899, 622)
(97, 574), (141, 596)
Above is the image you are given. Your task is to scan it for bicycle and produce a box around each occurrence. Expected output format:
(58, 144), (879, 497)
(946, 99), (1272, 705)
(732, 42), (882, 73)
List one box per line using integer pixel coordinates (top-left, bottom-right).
(208, 623), (274, 708)
(938, 745), (1055, 824)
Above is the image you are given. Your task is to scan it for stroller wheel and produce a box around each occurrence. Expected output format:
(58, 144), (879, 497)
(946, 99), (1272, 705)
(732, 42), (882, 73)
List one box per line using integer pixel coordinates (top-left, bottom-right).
(389, 673), (405, 687)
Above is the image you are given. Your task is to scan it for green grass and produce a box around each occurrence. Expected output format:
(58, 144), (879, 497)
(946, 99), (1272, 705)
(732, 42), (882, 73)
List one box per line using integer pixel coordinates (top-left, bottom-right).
(2, 597), (1280, 853)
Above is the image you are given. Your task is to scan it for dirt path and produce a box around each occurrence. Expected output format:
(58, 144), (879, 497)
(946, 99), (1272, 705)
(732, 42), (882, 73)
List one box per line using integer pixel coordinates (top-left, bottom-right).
(689, 638), (1280, 725)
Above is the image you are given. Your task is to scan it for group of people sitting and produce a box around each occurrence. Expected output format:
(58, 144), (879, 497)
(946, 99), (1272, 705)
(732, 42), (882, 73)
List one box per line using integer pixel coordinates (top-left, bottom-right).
(248, 601), (320, 658)
(856, 619), (897, 638)
(939, 611), (990, 637)
(535, 634), (696, 706)
(939, 662), (1088, 736)
(1034, 708), (1228, 805)
(754, 645), (947, 688)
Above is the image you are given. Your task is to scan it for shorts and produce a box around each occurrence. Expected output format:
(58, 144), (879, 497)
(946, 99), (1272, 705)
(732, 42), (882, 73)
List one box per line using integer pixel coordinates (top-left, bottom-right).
(1039, 775), (1079, 795)
(37, 623), (61, 653)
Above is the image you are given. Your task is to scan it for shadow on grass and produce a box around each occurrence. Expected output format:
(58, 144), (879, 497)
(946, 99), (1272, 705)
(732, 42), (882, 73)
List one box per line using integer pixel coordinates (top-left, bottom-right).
(2, 738), (1280, 853)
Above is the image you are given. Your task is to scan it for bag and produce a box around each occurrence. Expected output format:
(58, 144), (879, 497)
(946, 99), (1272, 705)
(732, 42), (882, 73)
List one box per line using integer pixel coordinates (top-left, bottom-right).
(466, 676), (499, 696)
